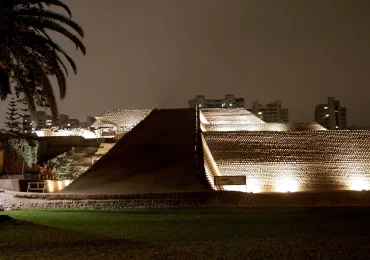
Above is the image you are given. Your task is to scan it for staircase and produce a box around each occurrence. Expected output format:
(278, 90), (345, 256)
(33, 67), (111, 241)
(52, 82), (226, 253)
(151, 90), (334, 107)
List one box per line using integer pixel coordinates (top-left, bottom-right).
(49, 143), (116, 180)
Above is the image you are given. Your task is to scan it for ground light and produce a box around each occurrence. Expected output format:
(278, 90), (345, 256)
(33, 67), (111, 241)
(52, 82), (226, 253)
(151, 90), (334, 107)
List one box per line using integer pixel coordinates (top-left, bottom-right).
(46, 180), (72, 193)
(275, 178), (299, 193)
(350, 177), (369, 191)
(246, 179), (261, 193)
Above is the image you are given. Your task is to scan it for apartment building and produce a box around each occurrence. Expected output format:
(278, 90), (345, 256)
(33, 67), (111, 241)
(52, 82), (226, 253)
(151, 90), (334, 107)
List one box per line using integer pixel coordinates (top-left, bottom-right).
(247, 100), (289, 123)
(188, 94), (245, 108)
(314, 97), (347, 130)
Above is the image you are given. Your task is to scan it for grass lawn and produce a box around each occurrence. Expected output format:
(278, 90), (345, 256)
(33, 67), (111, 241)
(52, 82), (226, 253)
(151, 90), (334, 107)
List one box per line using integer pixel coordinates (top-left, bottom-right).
(1, 207), (370, 259)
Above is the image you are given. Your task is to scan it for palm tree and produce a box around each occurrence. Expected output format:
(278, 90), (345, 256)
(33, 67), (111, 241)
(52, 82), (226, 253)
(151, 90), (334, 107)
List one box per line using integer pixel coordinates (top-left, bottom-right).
(0, 0), (86, 125)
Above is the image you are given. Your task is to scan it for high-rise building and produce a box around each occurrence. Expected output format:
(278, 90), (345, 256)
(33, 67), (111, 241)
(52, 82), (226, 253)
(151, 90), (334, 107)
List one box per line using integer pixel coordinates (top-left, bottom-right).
(188, 94), (245, 108)
(315, 97), (347, 130)
(247, 100), (289, 123)
(23, 111), (51, 133)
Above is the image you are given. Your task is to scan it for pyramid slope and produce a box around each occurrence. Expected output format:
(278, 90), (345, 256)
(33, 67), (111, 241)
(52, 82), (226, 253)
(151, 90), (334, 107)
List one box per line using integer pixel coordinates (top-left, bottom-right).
(65, 109), (209, 194)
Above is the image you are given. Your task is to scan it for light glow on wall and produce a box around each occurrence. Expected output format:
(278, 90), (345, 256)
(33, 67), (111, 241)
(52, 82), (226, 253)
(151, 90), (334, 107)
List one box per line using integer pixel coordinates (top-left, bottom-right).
(45, 180), (73, 193)
(222, 184), (247, 192)
(275, 177), (299, 193)
(199, 110), (209, 125)
(349, 177), (369, 191)
(36, 129), (97, 138)
(246, 179), (261, 193)
(205, 123), (326, 132)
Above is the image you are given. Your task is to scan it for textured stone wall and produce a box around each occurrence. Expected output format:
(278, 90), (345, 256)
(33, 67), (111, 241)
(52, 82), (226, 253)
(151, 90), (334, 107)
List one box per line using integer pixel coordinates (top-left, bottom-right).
(11, 191), (370, 209)
(205, 123), (326, 132)
(92, 109), (152, 130)
(204, 131), (370, 192)
(200, 108), (264, 126)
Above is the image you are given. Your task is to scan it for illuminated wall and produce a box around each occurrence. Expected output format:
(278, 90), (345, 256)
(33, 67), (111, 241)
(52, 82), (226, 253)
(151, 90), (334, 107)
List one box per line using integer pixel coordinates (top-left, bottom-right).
(45, 180), (72, 193)
(200, 108), (264, 126)
(91, 109), (152, 131)
(36, 128), (98, 139)
(203, 131), (370, 192)
(205, 123), (326, 132)
(200, 108), (326, 132)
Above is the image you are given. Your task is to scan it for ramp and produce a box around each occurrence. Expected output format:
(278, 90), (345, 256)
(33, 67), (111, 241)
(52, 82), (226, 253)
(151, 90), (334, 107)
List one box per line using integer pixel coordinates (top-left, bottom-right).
(64, 109), (210, 194)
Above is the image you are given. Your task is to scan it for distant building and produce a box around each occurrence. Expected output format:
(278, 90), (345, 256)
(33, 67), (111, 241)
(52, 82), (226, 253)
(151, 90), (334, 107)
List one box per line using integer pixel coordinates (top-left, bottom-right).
(23, 111), (51, 133)
(188, 94), (245, 108)
(247, 100), (289, 123)
(23, 115), (33, 133)
(58, 114), (69, 127)
(314, 97), (347, 130)
(23, 111), (95, 133)
(66, 118), (80, 128)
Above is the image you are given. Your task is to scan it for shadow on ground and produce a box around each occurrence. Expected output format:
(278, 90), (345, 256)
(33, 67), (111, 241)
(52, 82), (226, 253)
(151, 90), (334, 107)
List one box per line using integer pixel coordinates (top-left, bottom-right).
(0, 215), (163, 260)
(1, 207), (370, 260)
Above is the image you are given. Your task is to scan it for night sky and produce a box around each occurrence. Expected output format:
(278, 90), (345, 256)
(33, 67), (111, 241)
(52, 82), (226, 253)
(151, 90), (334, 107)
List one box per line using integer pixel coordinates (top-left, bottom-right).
(1, 0), (370, 127)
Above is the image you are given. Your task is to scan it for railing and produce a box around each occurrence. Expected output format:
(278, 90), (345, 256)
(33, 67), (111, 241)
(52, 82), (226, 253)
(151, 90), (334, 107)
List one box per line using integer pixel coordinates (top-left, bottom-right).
(195, 106), (210, 188)
(27, 182), (46, 193)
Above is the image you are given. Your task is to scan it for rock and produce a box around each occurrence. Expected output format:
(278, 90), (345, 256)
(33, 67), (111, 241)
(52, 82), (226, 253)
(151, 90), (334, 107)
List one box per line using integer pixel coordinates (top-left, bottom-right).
(0, 192), (20, 211)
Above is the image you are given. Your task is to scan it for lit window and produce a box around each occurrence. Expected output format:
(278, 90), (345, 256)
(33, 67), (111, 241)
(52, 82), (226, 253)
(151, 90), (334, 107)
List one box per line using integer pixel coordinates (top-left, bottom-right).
(198, 104), (202, 107)
(229, 104), (232, 107)
(30, 123), (32, 125)
(258, 112), (263, 115)
(324, 106), (328, 109)
(336, 126), (339, 129)
(326, 114), (329, 117)
(25, 120), (27, 122)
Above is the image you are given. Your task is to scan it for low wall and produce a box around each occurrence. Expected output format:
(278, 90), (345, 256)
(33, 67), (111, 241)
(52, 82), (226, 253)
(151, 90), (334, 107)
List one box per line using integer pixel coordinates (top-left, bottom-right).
(0, 179), (72, 193)
(0, 179), (26, 192)
(10, 190), (370, 210)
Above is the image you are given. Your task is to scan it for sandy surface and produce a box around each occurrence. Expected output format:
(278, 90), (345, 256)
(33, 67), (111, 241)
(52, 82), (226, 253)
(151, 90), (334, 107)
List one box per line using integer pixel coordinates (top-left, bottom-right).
(64, 109), (209, 194)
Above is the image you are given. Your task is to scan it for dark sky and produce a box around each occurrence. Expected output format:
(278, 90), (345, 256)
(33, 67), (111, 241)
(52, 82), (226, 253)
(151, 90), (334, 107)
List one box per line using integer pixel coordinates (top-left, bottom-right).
(1, 0), (370, 127)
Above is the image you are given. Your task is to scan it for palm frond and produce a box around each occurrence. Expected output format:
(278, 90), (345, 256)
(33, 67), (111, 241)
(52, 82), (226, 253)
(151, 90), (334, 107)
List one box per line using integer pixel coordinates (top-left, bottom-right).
(13, 31), (78, 73)
(1, 0), (85, 120)
(12, 8), (84, 37)
(51, 59), (67, 99)
(37, 71), (58, 122)
(15, 17), (86, 54)
(4, 0), (72, 17)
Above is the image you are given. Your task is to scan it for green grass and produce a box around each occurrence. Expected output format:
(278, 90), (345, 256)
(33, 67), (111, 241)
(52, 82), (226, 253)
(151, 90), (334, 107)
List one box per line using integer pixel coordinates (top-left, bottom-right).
(1, 207), (370, 259)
